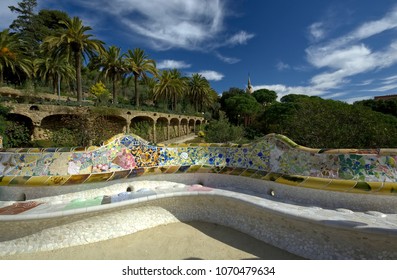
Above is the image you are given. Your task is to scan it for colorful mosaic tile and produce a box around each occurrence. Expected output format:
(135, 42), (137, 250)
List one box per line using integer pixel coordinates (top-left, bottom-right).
(1, 133), (397, 195)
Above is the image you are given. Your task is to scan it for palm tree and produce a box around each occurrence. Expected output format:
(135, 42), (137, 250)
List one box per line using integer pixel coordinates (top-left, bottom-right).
(188, 73), (211, 112)
(0, 29), (31, 84)
(95, 46), (126, 104)
(153, 69), (187, 111)
(44, 17), (105, 102)
(34, 53), (75, 96)
(124, 48), (158, 107)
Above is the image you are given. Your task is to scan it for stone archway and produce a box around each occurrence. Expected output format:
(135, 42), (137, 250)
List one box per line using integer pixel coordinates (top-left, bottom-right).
(180, 119), (188, 136)
(188, 119), (195, 134)
(130, 116), (155, 142)
(170, 118), (180, 138)
(156, 117), (169, 142)
(5, 113), (34, 145)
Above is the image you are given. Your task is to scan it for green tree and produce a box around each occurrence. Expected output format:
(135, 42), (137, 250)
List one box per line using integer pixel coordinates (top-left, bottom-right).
(219, 87), (245, 124)
(153, 69), (187, 111)
(263, 95), (397, 148)
(205, 112), (244, 143)
(34, 52), (75, 96)
(8, 0), (39, 57)
(224, 93), (261, 126)
(33, 9), (70, 42)
(96, 46), (126, 104)
(188, 73), (211, 112)
(124, 48), (158, 107)
(0, 29), (32, 85)
(44, 17), (105, 102)
(253, 88), (277, 106)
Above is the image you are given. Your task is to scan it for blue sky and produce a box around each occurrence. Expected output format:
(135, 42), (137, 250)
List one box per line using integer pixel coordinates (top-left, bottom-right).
(2, 0), (397, 103)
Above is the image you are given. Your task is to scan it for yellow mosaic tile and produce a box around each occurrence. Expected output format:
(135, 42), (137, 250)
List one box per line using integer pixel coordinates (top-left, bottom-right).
(299, 177), (331, 189)
(196, 165), (215, 173)
(45, 176), (71, 186)
(378, 182), (397, 194)
(325, 179), (357, 192)
(65, 174), (90, 185)
(0, 176), (16, 186)
(164, 166), (180, 173)
(26, 176), (50, 186)
(143, 167), (163, 175)
(85, 172), (113, 183)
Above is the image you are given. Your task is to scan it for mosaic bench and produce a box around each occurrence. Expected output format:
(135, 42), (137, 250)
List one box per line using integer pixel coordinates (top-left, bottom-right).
(1, 133), (397, 199)
(1, 133), (397, 259)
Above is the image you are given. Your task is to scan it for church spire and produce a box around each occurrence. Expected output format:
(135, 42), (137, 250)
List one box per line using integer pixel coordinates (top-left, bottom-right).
(246, 74), (253, 94)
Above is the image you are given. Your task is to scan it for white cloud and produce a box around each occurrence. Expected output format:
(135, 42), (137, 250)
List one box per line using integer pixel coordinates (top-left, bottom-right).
(65, 0), (253, 52)
(157, 60), (191, 69)
(276, 61), (290, 71)
(0, 0), (18, 29)
(367, 83), (397, 92)
(308, 22), (325, 41)
(225, 31), (255, 46)
(215, 53), (240, 64)
(252, 84), (325, 100)
(305, 6), (397, 92)
(197, 70), (224, 81)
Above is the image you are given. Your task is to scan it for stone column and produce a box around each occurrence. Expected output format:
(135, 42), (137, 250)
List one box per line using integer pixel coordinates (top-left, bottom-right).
(152, 122), (156, 143)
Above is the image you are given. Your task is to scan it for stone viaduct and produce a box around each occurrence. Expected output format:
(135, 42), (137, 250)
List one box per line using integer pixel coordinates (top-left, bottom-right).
(5, 103), (205, 143)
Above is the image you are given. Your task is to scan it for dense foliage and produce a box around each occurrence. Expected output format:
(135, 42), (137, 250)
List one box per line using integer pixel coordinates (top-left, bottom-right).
(216, 88), (397, 148)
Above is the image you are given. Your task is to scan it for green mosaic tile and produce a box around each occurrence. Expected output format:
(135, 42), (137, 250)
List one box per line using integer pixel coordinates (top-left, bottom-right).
(240, 169), (258, 178)
(275, 175), (306, 186)
(263, 172), (283, 182)
(64, 197), (103, 210)
(9, 176), (30, 185)
(185, 165), (201, 173)
(250, 170), (269, 179)
(353, 181), (372, 192)
(229, 168), (245, 176)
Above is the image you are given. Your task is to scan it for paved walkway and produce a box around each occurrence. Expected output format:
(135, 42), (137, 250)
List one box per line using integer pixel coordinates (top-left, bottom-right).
(159, 134), (199, 144)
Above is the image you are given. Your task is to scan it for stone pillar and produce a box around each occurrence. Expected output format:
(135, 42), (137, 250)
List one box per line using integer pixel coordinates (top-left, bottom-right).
(167, 120), (170, 140)
(0, 135), (3, 148)
(152, 122), (156, 143)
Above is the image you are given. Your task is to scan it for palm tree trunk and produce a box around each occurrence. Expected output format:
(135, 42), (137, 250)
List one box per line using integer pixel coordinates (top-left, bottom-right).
(0, 71), (3, 85)
(112, 77), (117, 104)
(75, 51), (82, 102)
(52, 77), (57, 94)
(134, 74), (139, 107)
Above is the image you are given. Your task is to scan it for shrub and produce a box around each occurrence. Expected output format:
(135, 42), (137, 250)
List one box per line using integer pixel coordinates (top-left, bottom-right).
(205, 112), (244, 143)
